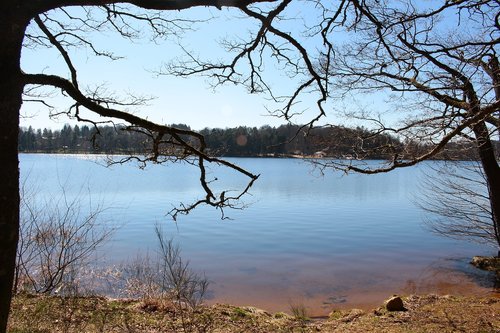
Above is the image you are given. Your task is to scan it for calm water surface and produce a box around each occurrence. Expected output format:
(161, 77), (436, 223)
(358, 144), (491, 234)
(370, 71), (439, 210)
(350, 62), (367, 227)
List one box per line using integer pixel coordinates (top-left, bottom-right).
(20, 154), (499, 315)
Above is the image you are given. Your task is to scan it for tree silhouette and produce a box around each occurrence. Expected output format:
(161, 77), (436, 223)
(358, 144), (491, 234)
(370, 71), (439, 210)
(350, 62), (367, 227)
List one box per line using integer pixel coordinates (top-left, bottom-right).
(168, 0), (499, 251)
(2, 1), (268, 331)
(2, 1), (499, 331)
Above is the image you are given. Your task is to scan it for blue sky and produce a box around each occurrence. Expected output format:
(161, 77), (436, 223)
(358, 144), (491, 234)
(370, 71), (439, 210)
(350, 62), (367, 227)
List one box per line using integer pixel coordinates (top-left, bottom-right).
(20, 1), (465, 132)
(20, 4), (333, 131)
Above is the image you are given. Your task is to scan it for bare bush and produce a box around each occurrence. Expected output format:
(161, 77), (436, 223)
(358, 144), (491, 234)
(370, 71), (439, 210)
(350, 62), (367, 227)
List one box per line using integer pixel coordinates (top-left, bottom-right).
(154, 225), (209, 310)
(118, 225), (209, 310)
(418, 161), (498, 251)
(114, 225), (210, 332)
(289, 302), (310, 323)
(15, 180), (114, 295)
(119, 252), (163, 300)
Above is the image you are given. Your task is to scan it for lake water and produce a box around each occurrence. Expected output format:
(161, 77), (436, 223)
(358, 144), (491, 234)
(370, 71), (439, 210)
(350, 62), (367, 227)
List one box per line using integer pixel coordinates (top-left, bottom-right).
(19, 154), (499, 315)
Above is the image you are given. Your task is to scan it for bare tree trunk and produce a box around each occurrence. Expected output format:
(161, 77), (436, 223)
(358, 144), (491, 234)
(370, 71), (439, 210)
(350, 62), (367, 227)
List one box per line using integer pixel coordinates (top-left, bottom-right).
(473, 120), (500, 254)
(480, 57), (500, 254)
(0, 7), (28, 332)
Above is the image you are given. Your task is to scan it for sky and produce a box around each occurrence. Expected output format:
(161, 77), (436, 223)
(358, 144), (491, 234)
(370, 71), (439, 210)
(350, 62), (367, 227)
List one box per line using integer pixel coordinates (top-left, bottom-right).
(19, 1), (464, 132)
(20, 3), (336, 131)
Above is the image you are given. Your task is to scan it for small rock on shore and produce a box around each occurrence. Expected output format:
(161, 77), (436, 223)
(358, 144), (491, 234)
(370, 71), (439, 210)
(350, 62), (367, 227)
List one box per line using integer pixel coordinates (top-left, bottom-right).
(385, 296), (406, 312)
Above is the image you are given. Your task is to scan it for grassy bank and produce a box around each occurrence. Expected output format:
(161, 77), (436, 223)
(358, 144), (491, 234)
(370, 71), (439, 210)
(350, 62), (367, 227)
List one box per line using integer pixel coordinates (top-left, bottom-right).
(8, 294), (499, 332)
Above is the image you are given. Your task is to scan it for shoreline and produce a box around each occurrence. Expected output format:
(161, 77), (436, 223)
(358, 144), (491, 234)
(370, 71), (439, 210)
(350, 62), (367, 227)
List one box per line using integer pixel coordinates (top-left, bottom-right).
(9, 293), (500, 332)
(18, 150), (483, 162)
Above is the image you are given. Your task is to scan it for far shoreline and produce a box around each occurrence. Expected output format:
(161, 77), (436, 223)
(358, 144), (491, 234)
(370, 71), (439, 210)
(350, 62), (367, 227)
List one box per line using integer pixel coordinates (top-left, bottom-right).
(18, 150), (482, 162)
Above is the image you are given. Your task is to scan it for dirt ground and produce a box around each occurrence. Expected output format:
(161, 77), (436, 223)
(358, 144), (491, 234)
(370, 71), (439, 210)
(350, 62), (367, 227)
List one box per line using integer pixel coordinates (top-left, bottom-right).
(8, 293), (500, 332)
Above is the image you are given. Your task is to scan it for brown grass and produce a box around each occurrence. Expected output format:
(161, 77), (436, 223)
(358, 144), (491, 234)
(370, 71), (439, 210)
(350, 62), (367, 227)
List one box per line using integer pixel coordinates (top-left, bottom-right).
(8, 294), (500, 332)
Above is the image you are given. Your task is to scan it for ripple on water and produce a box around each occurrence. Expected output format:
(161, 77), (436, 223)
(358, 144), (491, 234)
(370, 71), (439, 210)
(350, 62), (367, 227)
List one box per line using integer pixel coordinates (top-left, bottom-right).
(20, 155), (499, 315)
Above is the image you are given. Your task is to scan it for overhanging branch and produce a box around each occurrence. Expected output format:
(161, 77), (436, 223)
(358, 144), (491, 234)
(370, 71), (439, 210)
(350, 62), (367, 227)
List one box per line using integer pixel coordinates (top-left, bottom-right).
(23, 72), (259, 218)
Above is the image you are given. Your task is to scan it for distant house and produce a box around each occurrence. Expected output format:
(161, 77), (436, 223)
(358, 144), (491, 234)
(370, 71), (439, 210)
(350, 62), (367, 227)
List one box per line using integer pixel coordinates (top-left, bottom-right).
(313, 151), (327, 158)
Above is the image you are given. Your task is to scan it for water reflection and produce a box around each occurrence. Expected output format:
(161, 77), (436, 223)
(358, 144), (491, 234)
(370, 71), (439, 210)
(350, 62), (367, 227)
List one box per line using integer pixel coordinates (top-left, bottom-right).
(402, 257), (499, 294)
(19, 154), (499, 315)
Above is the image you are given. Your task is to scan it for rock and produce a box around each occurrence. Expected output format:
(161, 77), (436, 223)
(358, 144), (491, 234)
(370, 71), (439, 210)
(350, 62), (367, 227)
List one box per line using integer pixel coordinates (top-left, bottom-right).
(242, 306), (271, 316)
(341, 309), (364, 322)
(471, 256), (500, 273)
(385, 296), (406, 312)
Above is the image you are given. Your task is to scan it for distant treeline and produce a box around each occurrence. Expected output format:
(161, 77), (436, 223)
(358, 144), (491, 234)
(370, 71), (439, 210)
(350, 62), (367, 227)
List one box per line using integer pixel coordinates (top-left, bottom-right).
(18, 123), (481, 159)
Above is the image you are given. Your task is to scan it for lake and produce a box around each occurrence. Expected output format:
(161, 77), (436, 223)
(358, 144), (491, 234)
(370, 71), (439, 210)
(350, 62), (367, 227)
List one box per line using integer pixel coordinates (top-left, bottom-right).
(19, 153), (498, 315)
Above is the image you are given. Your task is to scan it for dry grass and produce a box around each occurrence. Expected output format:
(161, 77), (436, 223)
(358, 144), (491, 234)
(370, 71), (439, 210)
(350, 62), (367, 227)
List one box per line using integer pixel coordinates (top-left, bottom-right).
(320, 294), (500, 333)
(8, 294), (500, 332)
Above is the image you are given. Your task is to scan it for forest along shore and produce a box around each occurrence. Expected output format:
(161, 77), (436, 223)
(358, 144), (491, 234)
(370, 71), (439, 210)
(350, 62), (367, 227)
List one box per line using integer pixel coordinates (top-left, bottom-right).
(18, 123), (484, 160)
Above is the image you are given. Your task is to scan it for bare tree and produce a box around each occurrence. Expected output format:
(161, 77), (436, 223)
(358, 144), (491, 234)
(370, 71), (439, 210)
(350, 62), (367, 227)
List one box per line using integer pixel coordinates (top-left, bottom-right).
(418, 161), (498, 249)
(15, 179), (114, 295)
(2, 1), (499, 331)
(2, 1), (266, 330)
(166, 0), (499, 251)
(313, 0), (500, 252)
